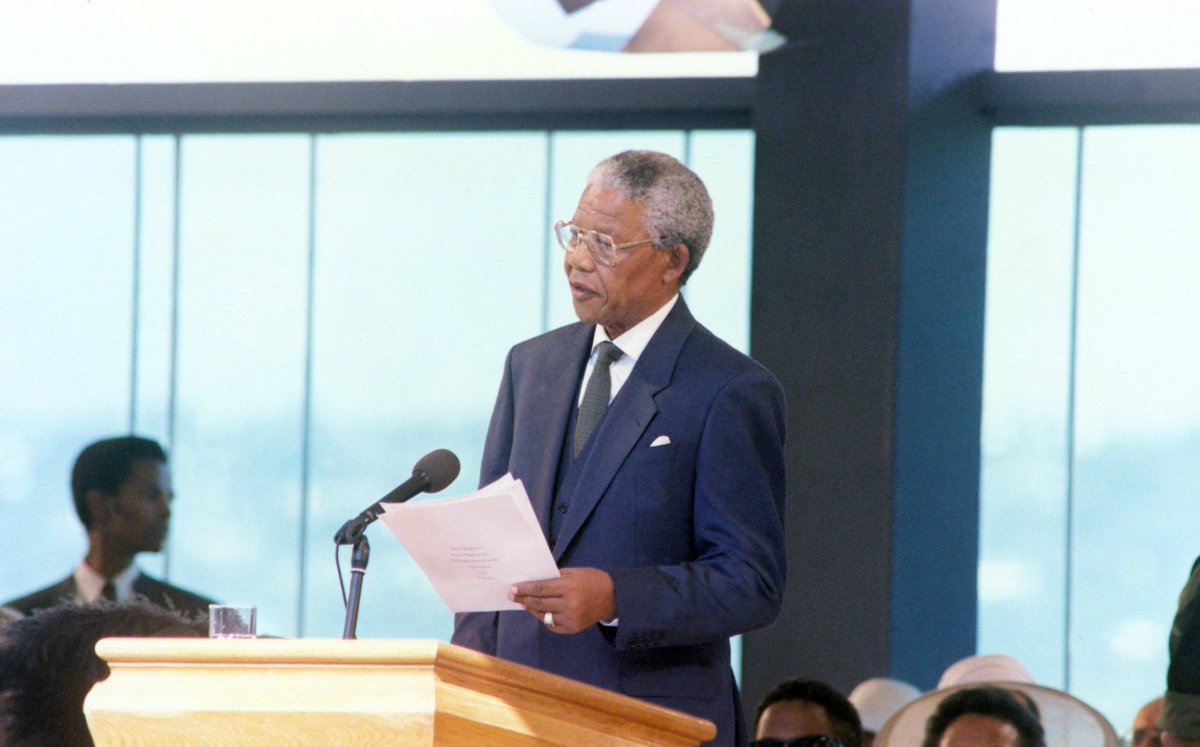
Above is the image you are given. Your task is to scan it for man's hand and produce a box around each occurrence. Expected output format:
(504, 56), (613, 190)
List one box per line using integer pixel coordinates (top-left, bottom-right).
(508, 567), (616, 635)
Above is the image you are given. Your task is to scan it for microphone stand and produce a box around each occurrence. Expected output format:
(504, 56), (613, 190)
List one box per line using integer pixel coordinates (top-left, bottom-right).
(341, 535), (370, 640)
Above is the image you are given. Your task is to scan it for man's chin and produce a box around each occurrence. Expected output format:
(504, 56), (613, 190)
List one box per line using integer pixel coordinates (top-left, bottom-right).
(571, 303), (596, 325)
(571, 299), (609, 328)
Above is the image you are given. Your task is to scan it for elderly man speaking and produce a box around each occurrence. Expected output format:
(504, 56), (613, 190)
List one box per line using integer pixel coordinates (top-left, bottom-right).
(452, 150), (787, 746)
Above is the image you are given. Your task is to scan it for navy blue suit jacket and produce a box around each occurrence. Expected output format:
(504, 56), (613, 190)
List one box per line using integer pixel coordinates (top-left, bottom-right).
(452, 299), (787, 746)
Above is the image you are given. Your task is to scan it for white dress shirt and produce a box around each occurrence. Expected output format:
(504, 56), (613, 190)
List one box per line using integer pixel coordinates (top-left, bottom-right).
(578, 293), (679, 405)
(74, 561), (140, 603)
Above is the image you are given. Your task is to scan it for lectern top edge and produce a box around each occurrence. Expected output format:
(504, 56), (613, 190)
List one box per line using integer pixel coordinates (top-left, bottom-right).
(91, 637), (718, 744)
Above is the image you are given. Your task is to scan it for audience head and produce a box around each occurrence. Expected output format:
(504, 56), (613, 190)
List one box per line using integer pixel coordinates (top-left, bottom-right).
(921, 686), (1046, 747)
(875, 654), (1119, 747)
(754, 678), (864, 747)
(0, 600), (205, 746)
(849, 677), (922, 746)
(1125, 696), (1163, 747)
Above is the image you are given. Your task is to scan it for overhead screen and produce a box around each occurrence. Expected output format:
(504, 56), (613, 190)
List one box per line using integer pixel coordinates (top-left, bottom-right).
(0, 0), (765, 85)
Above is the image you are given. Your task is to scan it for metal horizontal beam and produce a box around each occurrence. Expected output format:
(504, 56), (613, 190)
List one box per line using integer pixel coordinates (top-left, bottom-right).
(6, 68), (1200, 134)
(0, 77), (754, 134)
(981, 68), (1200, 126)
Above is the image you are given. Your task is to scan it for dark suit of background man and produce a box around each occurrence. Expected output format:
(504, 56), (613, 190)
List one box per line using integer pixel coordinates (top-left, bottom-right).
(451, 150), (788, 746)
(1, 435), (215, 621)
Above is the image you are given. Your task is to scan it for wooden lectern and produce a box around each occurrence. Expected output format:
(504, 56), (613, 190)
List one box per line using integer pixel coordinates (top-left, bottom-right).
(84, 638), (717, 745)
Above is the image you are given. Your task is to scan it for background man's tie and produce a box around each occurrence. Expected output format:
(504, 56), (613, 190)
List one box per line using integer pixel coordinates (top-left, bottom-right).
(101, 580), (117, 602)
(574, 341), (623, 457)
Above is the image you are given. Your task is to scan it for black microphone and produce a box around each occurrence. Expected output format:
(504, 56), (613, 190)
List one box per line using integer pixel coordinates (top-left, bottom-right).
(333, 448), (460, 545)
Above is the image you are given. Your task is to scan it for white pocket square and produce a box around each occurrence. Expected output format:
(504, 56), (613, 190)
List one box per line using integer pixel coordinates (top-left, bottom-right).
(650, 435), (671, 447)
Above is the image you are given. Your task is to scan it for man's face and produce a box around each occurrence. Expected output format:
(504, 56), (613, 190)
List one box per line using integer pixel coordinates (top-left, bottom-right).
(755, 699), (836, 742)
(564, 185), (684, 339)
(938, 714), (1021, 747)
(97, 458), (173, 554)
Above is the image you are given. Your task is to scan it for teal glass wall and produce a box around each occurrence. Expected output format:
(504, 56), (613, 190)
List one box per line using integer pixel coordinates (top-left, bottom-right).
(980, 125), (1200, 728)
(0, 130), (755, 642)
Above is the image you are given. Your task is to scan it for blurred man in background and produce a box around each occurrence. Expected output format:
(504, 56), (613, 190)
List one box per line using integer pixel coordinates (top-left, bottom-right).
(1, 435), (214, 620)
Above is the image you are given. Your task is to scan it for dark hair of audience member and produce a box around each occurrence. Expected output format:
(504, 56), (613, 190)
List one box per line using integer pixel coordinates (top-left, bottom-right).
(1007, 687), (1041, 721)
(921, 686), (1046, 747)
(0, 600), (205, 746)
(756, 678), (864, 747)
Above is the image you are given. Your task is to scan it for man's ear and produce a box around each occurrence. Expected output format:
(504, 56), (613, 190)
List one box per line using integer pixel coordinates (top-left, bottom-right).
(663, 243), (689, 285)
(86, 489), (114, 525)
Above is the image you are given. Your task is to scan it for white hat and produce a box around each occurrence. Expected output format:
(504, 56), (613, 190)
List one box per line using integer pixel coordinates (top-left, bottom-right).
(874, 655), (1119, 747)
(849, 677), (923, 732)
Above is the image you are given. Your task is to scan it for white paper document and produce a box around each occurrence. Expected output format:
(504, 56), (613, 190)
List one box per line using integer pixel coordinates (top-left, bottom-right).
(378, 474), (560, 612)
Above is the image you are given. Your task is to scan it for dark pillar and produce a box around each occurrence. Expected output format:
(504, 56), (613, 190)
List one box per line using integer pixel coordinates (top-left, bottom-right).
(742, 0), (997, 713)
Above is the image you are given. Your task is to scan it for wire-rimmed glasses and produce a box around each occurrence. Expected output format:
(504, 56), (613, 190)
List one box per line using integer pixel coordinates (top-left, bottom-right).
(554, 220), (657, 267)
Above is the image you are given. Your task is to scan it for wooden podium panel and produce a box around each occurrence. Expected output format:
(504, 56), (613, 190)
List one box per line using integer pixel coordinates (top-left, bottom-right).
(84, 638), (717, 746)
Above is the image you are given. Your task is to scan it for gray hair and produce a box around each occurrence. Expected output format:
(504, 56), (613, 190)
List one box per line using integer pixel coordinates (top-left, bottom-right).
(587, 150), (714, 285)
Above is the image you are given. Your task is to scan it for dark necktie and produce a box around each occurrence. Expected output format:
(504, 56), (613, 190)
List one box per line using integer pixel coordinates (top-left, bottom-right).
(101, 580), (117, 602)
(574, 341), (623, 457)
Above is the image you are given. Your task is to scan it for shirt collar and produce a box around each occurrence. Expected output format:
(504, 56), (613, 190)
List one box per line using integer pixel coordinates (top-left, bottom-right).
(590, 293), (679, 363)
(75, 561), (141, 603)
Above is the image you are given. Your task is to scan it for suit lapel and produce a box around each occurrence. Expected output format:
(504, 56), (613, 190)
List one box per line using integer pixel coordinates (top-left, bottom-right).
(552, 299), (697, 560)
(523, 325), (593, 534)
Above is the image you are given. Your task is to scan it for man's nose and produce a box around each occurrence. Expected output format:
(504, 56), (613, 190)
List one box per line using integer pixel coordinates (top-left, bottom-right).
(565, 244), (597, 271)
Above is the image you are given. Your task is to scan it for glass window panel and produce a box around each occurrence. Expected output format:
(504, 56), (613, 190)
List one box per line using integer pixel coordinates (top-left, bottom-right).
(1, 127), (755, 655)
(0, 135), (137, 601)
(981, 124), (1200, 730)
(1070, 125), (1200, 723)
(996, 0), (1200, 71)
(684, 130), (755, 353)
(305, 132), (549, 639)
(978, 127), (1078, 687)
(131, 135), (180, 457)
(166, 134), (312, 638)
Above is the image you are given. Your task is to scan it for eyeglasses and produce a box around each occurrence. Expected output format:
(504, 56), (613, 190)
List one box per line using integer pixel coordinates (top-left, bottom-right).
(554, 220), (657, 267)
(750, 737), (845, 747)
